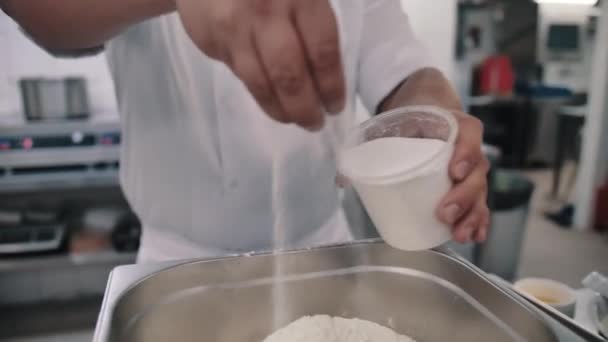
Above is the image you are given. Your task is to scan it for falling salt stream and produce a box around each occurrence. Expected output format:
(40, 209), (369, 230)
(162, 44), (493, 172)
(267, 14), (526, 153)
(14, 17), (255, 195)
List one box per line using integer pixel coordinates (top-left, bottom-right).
(271, 154), (289, 330)
(270, 109), (355, 331)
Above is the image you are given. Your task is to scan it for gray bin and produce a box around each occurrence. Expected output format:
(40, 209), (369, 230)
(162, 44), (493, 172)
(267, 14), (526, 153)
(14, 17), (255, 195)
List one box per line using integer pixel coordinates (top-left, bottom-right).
(478, 170), (535, 281)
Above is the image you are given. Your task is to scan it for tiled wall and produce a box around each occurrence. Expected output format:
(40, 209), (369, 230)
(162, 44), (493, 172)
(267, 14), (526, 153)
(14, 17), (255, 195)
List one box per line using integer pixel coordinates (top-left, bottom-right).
(0, 13), (118, 119)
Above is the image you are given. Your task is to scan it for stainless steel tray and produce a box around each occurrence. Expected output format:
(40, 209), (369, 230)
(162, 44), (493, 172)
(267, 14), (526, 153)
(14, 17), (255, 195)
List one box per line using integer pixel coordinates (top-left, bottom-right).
(96, 242), (557, 342)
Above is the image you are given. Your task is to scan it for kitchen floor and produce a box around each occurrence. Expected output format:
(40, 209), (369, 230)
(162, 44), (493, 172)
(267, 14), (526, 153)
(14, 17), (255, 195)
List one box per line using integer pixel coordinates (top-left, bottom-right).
(518, 168), (608, 287)
(7, 169), (608, 342)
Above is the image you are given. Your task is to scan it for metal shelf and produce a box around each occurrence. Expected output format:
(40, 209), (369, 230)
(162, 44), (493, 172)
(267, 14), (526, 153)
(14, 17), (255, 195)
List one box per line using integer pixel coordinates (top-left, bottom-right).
(0, 250), (137, 306)
(0, 250), (136, 273)
(0, 172), (120, 194)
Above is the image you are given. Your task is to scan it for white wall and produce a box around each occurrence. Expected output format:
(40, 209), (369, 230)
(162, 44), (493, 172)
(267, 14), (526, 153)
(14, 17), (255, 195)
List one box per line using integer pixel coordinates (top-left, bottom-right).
(400, 0), (458, 81)
(0, 13), (117, 119)
(574, 0), (608, 230)
(462, 8), (498, 60)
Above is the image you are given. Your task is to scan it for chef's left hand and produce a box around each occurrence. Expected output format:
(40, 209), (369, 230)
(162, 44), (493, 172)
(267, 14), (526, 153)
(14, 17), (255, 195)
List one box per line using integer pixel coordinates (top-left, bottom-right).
(437, 111), (490, 243)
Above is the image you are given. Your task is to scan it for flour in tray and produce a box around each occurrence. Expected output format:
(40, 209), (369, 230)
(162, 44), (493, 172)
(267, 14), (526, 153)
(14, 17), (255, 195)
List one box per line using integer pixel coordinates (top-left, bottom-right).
(263, 315), (417, 342)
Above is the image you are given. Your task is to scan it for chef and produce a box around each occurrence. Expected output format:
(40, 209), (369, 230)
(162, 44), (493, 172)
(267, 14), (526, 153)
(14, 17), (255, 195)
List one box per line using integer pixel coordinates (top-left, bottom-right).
(3, 0), (490, 262)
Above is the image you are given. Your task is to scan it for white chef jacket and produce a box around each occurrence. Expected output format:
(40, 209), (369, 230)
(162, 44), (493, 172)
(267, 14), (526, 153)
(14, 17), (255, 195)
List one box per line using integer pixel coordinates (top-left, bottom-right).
(105, 0), (435, 262)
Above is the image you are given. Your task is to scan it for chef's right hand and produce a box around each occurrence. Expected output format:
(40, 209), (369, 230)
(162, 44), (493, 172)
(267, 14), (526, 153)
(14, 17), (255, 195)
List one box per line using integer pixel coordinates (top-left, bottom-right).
(176, 0), (346, 130)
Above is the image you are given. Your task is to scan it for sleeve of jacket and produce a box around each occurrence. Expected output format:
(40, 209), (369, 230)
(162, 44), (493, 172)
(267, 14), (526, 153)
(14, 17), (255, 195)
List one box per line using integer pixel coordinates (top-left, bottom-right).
(357, 0), (438, 113)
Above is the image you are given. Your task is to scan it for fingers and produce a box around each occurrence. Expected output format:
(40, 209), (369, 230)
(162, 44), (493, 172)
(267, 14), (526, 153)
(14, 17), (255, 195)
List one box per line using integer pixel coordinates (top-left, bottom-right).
(293, 0), (345, 114)
(438, 157), (490, 227)
(450, 112), (484, 181)
(452, 195), (490, 243)
(445, 111), (490, 243)
(183, 0), (344, 130)
(473, 211), (490, 243)
(230, 35), (288, 124)
(177, 0), (233, 63)
(254, 17), (325, 130)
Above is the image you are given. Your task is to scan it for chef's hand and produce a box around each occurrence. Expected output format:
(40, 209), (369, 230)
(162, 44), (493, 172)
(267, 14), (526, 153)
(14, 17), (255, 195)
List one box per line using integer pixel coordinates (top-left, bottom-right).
(378, 68), (490, 244)
(175, 0), (345, 130)
(437, 111), (490, 243)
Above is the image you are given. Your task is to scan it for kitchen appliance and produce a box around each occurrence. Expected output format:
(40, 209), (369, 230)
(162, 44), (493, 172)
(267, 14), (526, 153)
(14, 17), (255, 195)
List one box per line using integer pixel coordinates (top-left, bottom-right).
(0, 117), (121, 192)
(94, 242), (561, 342)
(0, 207), (66, 254)
(0, 118), (122, 253)
(0, 222), (66, 254)
(20, 77), (90, 121)
(65, 77), (90, 118)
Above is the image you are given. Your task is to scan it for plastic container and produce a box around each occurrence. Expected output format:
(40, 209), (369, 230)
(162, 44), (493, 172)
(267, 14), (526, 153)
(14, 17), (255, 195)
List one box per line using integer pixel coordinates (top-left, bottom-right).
(514, 278), (577, 317)
(338, 106), (458, 251)
(583, 272), (608, 299)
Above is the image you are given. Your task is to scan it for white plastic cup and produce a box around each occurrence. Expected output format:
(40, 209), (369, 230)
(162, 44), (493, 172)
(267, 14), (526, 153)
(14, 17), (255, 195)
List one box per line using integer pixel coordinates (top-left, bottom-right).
(338, 106), (458, 251)
(514, 278), (577, 317)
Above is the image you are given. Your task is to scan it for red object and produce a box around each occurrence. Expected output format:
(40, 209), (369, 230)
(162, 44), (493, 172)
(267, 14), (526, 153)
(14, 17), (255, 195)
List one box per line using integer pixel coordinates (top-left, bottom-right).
(594, 180), (608, 232)
(22, 137), (33, 150)
(479, 55), (515, 96)
(100, 137), (113, 146)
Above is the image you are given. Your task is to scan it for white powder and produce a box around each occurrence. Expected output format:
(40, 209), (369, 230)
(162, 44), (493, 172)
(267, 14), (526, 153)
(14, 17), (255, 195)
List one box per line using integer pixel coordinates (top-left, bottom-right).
(263, 315), (416, 342)
(340, 137), (446, 180)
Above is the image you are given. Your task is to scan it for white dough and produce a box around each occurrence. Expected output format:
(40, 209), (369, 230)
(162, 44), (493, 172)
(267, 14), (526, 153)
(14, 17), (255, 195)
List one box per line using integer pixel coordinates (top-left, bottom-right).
(263, 315), (417, 342)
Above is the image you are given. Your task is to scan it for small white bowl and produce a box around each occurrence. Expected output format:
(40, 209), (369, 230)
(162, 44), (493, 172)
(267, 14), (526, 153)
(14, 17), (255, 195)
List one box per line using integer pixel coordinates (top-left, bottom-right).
(514, 278), (577, 317)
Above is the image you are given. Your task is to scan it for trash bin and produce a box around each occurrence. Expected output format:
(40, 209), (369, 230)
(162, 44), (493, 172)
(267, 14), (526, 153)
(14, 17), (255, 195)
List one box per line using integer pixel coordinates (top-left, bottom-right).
(478, 170), (535, 281)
